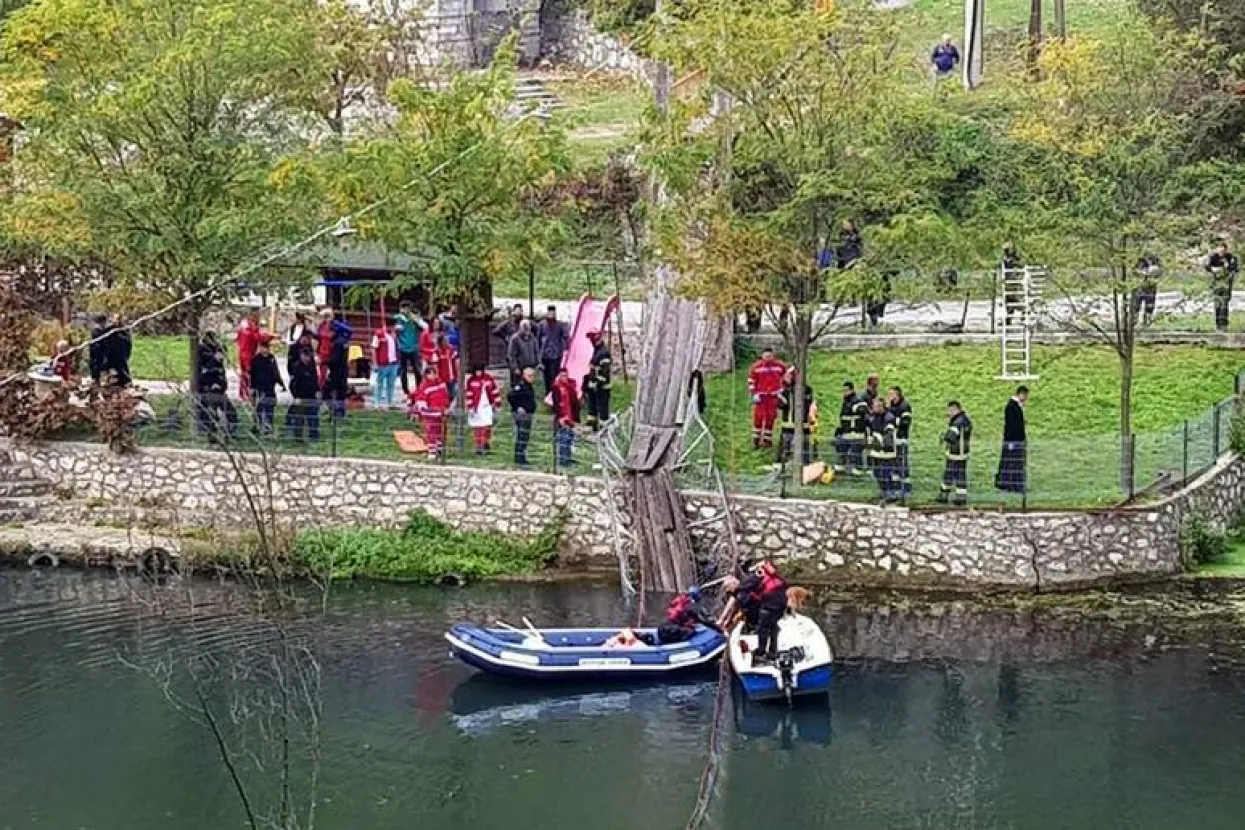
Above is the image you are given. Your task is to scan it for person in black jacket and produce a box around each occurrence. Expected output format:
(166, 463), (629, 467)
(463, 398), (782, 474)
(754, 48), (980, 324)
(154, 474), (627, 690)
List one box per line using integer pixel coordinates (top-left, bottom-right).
(834, 381), (868, 476)
(88, 315), (109, 383)
(1205, 242), (1240, 332)
(195, 332), (237, 440)
(508, 366), (537, 467)
(249, 337), (285, 436)
(938, 400), (972, 506)
(584, 330), (613, 430)
(285, 348), (321, 442)
(887, 386), (913, 500)
(102, 313), (132, 387)
(995, 386), (1028, 494)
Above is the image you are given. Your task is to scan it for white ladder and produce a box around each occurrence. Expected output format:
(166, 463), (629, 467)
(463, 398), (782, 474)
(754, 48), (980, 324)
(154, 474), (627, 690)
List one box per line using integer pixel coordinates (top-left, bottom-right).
(998, 266), (1045, 380)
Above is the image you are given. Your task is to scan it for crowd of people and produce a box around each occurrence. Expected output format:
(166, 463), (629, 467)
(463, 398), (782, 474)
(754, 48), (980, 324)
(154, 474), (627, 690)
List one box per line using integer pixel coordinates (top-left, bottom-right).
(186, 301), (616, 467)
(748, 347), (1030, 506)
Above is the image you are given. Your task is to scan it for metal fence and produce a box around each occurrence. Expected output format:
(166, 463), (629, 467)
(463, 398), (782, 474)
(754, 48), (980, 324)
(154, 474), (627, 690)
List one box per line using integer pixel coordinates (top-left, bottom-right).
(55, 370), (1244, 511)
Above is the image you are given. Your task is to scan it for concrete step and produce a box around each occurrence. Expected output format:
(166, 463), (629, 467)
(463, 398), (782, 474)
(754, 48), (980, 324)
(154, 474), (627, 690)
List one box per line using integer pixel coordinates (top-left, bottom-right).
(0, 479), (52, 498)
(0, 498), (41, 524)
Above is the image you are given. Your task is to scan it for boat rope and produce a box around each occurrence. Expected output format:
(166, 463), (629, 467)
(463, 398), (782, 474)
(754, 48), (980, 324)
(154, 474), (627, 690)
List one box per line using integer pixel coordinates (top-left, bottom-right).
(684, 654), (731, 830)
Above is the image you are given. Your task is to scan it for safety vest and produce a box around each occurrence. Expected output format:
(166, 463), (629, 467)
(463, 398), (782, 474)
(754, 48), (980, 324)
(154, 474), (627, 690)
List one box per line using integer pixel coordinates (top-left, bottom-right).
(943, 413), (972, 461)
(867, 414), (897, 460)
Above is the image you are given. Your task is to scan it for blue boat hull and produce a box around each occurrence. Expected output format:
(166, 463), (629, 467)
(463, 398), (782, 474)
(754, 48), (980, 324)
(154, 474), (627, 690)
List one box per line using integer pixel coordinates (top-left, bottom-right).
(446, 623), (727, 681)
(737, 663), (833, 701)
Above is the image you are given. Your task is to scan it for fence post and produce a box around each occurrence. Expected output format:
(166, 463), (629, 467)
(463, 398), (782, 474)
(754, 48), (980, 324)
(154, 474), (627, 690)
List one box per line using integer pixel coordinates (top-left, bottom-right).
(330, 412), (338, 458)
(1214, 403), (1223, 458)
(1182, 419), (1189, 481)
(1236, 372), (1242, 397)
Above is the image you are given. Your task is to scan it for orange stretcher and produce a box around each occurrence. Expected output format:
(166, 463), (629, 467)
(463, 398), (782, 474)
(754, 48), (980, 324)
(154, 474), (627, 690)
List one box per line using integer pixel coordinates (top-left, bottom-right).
(392, 430), (428, 454)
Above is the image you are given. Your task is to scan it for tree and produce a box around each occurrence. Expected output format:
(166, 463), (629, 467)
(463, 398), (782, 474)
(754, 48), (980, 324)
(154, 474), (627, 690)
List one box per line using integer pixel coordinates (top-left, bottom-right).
(1007, 16), (1212, 490)
(647, 0), (985, 486)
(0, 0), (327, 387)
(305, 38), (570, 372)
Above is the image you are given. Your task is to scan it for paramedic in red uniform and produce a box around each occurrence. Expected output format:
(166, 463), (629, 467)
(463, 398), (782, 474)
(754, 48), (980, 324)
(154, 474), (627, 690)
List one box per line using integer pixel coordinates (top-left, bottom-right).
(465, 365), (502, 454)
(235, 309), (262, 403)
(408, 366), (451, 460)
(748, 347), (787, 448)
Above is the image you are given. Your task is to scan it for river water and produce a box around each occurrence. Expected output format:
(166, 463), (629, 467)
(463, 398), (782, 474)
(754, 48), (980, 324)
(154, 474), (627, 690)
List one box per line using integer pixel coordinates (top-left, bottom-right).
(3, 570), (1245, 830)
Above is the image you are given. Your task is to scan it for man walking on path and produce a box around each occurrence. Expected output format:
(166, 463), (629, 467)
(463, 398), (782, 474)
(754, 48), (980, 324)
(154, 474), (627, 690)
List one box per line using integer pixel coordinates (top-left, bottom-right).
(996, 385), (1028, 495)
(747, 347), (786, 448)
(584, 330), (613, 430)
(393, 301), (425, 396)
(1205, 242), (1240, 332)
(506, 319), (540, 387)
(939, 400), (972, 506)
(508, 366), (537, 467)
(537, 305), (569, 393)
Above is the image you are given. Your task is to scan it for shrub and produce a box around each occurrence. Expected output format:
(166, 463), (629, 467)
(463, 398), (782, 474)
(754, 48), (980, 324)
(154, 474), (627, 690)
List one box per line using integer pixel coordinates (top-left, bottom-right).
(293, 509), (565, 583)
(1181, 509), (1227, 567)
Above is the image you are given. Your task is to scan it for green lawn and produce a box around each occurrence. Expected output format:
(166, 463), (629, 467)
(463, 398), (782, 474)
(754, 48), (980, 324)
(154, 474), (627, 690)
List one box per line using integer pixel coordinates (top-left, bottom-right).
(1192, 537), (1245, 579)
(78, 341), (1242, 509)
(130, 335), (192, 382)
(550, 73), (649, 167)
(701, 343), (1243, 507)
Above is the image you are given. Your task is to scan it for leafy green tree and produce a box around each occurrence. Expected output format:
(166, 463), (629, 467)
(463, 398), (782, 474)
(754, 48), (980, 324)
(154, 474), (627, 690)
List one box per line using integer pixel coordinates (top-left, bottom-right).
(646, 0), (993, 483)
(1006, 15), (1217, 486)
(0, 0), (327, 382)
(306, 39), (570, 370)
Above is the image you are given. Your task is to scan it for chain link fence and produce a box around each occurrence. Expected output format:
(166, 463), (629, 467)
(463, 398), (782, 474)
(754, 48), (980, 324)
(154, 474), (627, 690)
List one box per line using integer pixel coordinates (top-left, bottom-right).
(52, 370), (1243, 511)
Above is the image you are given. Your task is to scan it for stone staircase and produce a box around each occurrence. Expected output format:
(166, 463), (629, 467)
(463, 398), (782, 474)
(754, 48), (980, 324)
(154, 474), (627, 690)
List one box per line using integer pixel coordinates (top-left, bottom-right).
(0, 448), (54, 524)
(515, 74), (566, 120)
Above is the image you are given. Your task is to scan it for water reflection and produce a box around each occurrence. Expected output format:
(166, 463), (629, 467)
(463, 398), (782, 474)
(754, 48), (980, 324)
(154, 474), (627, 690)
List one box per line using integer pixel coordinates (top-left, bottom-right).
(4, 570), (1245, 830)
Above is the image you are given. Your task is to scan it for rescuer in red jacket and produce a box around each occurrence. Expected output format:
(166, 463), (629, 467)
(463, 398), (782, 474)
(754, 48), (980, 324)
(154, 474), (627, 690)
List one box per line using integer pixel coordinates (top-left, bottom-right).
(235, 309), (262, 403)
(465, 365), (502, 454)
(551, 367), (580, 468)
(748, 347), (787, 449)
(408, 366), (451, 459)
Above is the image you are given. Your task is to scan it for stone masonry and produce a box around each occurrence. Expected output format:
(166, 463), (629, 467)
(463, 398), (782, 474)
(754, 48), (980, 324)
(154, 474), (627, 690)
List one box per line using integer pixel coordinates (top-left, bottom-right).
(7, 442), (1245, 590)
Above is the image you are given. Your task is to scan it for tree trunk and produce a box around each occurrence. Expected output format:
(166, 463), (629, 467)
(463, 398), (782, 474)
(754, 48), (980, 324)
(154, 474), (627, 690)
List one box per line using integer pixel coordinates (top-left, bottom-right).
(1026, 0), (1044, 79)
(1119, 351), (1135, 495)
(790, 308), (812, 489)
(1053, 0), (1066, 39)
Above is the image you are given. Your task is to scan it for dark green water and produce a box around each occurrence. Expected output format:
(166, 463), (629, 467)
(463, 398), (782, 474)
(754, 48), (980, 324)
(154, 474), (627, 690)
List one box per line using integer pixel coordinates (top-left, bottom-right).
(3, 571), (1245, 830)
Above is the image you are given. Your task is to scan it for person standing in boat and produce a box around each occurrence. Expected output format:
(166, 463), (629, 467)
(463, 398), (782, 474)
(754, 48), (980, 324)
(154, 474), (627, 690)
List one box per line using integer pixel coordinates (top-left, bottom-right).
(657, 586), (717, 645)
(752, 560), (788, 664)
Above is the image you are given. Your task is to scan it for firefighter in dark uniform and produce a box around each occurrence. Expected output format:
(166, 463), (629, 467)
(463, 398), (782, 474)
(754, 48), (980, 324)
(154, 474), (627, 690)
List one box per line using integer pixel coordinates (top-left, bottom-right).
(775, 368), (816, 466)
(887, 386), (913, 501)
(938, 400), (972, 506)
(584, 330), (612, 430)
(865, 397), (900, 504)
(834, 381), (869, 476)
(1205, 242), (1240, 332)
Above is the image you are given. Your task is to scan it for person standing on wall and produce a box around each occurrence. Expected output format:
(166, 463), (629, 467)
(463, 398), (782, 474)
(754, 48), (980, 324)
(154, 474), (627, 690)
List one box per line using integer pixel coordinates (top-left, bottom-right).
(551, 366), (580, 468)
(887, 386), (913, 500)
(834, 380), (868, 476)
(465, 363), (501, 455)
(1204, 241), (1240, 332)
(584, 330), (613, 431)
(508, 366), (537, 468)
(938, 400), (972, 506)
(747, 346), (787, 449)
(995, 385), (1029, 495)
(393, 301), (425, 396)
(537, 305), (569, 394)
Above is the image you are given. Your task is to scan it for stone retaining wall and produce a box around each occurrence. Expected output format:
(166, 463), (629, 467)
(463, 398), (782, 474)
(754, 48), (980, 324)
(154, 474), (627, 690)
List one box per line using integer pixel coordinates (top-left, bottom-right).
(12, 443), (617, 569)
(9, 442), (1245, 590)
(540, 11), (656, 82)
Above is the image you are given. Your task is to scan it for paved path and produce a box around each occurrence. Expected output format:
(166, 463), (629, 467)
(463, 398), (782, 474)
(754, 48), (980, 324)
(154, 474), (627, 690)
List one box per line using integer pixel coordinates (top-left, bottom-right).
(497, 291), (1242, 334)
